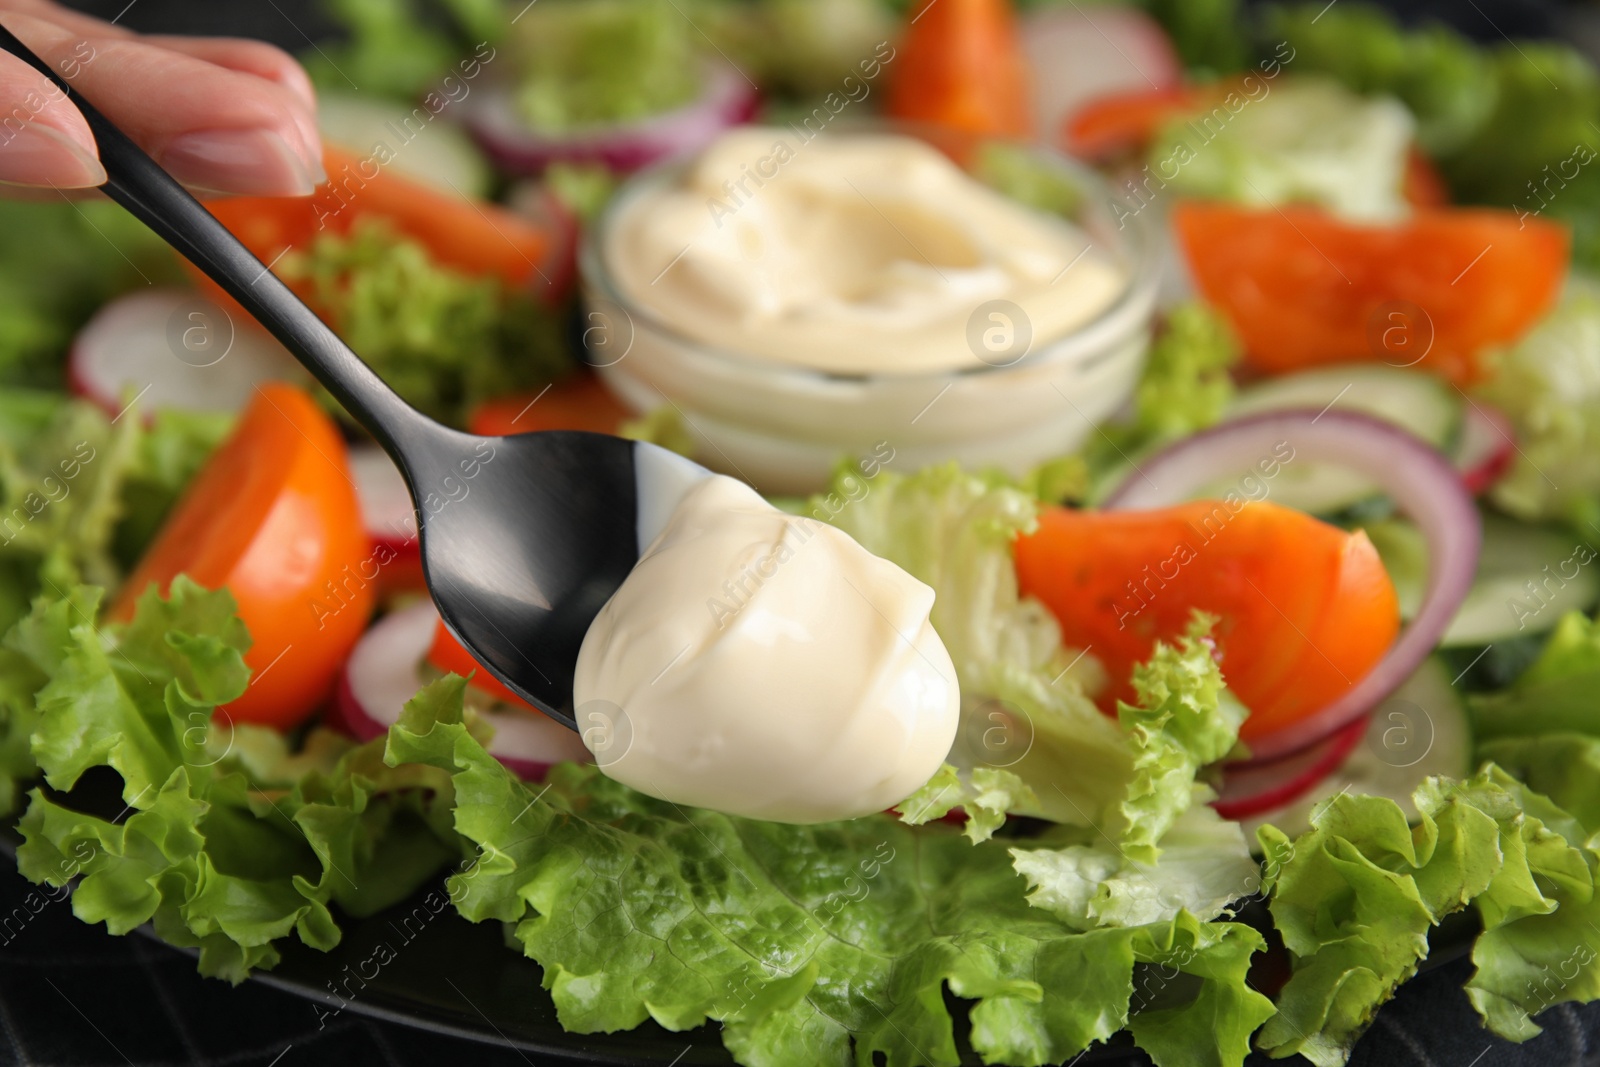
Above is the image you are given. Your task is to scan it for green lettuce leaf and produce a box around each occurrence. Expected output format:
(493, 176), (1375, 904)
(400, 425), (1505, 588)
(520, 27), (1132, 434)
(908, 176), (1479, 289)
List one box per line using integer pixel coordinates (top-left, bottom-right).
(302, 0), (502, 99)
(10, 579), (460, 980)
(0, 390), (227, 636)
(1115, 615), (1246, 861)
(1256, 765), (1600, 1063)
(388, 678), (1273, 1067)
(1470, 611), (1600, 743)
(895, 763), (1037, 844)
(0, 393), (226, 809)
(509, 0), (703, 133)
(1258, 3), (1495, 156)
(280, 218), (570, 428)
(1475, 283), (1600, 526)
(0, 200), (182, 390)
(1011, 801), (1257, 932)
(1451, 767), (1600, 1041)
(813, 462), (1132, 827)
(1148, 77), (1415, 222)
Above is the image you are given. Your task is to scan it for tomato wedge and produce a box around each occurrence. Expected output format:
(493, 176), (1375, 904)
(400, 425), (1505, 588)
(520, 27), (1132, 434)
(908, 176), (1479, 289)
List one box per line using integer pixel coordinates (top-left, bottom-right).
(467, 373), (630, 438)
(886, 0), (1032, 141)
(1174, 202), (1568, 383)
(1014, 500), (1400, 742)
(112, 385), (374, 730)
(1063, 84), (1212, 161)
(425, 619), (533, 708)
(187, 145), (569, 314)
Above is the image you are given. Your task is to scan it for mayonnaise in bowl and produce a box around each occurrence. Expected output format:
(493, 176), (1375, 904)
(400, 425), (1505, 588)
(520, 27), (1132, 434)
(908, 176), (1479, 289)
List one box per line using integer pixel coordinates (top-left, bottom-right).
(581, 124), (1159, 493)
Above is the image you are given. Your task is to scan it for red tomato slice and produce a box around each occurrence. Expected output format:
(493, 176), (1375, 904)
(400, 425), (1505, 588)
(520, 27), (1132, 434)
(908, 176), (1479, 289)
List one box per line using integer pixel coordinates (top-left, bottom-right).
(467, 374), (630, 438)
(112, 385), (374, 730)
(1014, 500), (1400, 742)
(1174, 202), (1568, 383)
(425, 618), (533, 708)
(886, 0), (1033, 141)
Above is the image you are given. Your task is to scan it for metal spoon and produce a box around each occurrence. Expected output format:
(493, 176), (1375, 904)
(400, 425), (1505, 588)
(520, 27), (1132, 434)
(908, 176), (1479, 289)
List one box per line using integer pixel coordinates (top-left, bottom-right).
(0, 26), (712, 731)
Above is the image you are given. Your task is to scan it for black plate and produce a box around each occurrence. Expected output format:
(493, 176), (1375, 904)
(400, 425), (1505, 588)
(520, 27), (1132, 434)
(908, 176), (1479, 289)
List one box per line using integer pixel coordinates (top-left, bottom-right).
(0, 774), (1479, 1067)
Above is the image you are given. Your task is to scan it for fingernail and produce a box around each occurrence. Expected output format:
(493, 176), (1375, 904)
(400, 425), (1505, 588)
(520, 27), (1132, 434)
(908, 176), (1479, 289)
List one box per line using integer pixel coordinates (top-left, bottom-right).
(157, 128), (317, 197)
(0, 123), (106, 190)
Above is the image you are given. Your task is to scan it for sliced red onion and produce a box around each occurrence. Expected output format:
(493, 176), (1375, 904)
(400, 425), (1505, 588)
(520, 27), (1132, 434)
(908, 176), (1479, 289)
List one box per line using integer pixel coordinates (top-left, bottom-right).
(1453, 398), (1516, 494)
(460, 62), (760, 176)
(1211, 713), (1367, 820)
(334, 601), (590, 779)
(1103, 409), (1481, 764)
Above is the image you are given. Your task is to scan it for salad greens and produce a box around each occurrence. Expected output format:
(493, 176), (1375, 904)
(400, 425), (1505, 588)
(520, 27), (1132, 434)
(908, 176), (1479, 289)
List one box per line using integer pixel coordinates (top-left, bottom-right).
(817, 462), (1132, 826)
(1257, 3), (1496, 157)
(0, 201), (181, 390)
(1470, 611), (1600, 744)
(9, 579), (460, 979)
(1475, 281), (1600, 529)
(1147, 77), (1415, 222)
(303, 0), (505, 99)
(280, 218), (570, 427)
(0, 390), (228, 640)
(1250, 3), (1600, 268)
(508, 0), (704, 133)
(389, 648), (1277, 1067)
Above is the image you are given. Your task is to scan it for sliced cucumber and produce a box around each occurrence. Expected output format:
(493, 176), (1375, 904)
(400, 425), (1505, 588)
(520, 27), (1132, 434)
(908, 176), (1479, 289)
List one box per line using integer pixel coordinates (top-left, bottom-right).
(318, 92), (493, 197)
(1217, 366), (1463, 515)
(1242, 657), (1472, 841)
(1368, 511), (1600, 647)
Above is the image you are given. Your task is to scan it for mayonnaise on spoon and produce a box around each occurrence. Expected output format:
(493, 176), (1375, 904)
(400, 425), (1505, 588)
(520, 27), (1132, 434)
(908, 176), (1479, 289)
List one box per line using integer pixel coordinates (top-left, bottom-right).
(572, 474), (959, 823)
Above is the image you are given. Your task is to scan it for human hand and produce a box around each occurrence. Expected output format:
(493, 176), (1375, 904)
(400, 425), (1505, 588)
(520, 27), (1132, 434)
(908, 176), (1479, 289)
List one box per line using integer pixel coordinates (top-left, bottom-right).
(0, 0), (322, 198)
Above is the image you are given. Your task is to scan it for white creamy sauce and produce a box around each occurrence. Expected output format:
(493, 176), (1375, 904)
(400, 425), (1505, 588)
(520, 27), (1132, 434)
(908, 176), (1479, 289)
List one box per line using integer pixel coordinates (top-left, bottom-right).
(572, 474), (960, 822)
(603, 127), (1126, 375)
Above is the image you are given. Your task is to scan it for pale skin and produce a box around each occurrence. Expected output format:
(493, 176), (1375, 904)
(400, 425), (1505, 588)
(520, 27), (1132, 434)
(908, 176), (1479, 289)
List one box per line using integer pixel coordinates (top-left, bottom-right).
(0, 0), (322, 198)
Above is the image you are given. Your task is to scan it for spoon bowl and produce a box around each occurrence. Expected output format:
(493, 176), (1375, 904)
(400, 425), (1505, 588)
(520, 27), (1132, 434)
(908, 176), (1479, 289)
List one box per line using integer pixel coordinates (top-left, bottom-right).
(0, 25), (713, 730)
(410, 424), (709, 726)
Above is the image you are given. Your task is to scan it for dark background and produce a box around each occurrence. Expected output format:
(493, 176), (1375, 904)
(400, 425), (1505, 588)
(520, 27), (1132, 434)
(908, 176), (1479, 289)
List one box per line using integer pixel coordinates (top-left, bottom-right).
(5, 1), (1598, 1065)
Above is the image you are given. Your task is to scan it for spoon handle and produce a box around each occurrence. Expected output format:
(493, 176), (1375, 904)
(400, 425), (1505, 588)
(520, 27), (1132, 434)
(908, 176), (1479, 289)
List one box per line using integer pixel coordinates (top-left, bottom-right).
(0, 25), (424, 457)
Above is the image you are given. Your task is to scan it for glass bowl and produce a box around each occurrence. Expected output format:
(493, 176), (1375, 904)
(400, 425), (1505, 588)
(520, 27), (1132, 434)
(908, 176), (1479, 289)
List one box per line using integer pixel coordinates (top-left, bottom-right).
(579, 122), (1162, 495)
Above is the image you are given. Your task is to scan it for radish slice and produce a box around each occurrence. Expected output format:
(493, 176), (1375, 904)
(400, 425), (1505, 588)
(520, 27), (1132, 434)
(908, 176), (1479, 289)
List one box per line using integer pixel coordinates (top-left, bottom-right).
(461, 62), (760, 176)
(349, 444), (418, 558)
(1021, 6), (1181, 145)
(1102, 409), (1481, 764)
(70, 289), (304, 417)
(1212, 714), (1368, 820)
(1452, 398), (1515, 494)
(335, 601), (590, 778)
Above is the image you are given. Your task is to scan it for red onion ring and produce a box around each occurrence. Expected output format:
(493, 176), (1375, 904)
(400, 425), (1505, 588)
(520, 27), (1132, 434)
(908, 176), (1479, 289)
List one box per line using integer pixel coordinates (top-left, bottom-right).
(1102, 408), (1481, 764)
(1211, 712), (1368, 820)
(460, 62), (760, 176)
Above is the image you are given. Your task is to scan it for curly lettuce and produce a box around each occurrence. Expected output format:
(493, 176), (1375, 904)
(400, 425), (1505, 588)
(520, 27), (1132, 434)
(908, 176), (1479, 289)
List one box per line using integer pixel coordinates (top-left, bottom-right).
(9, 579), (461, 980)
(281, 218), (570, 427)
(1475, 282), (1600, 527)
(389, 676), (1275, 1067)
(1148, 77), (1415, 222)
(509, 0), (704, 133)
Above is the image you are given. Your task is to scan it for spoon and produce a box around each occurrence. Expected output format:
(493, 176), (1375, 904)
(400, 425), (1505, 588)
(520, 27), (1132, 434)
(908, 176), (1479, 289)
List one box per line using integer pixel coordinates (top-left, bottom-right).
(0, 26), (712, 731)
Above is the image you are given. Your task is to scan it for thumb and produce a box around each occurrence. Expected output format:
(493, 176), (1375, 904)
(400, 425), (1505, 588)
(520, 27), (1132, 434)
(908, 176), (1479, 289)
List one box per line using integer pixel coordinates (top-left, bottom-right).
(0, 44), (104, 191)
